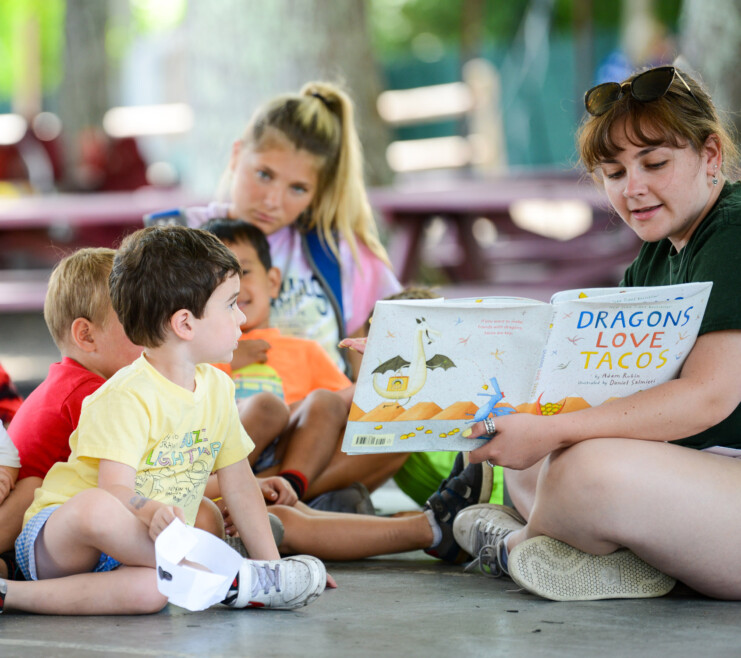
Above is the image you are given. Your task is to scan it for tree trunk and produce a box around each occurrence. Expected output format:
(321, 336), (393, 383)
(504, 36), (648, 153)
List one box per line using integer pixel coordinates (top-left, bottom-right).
(679, 0), (741, 139)
(57, 0), (110, 189)
(182, 0), (390, 197)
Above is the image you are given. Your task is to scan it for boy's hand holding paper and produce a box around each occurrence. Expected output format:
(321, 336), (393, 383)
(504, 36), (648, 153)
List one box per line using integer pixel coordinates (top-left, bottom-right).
(155, 519), (243, 611)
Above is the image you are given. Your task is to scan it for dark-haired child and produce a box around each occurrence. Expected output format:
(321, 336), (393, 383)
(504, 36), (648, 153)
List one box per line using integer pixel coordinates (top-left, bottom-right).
(203, 219), (370, 513)
(1, 226), (327, 615)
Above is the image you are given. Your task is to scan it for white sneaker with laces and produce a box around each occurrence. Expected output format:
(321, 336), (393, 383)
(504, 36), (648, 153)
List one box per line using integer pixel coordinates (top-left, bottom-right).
(224, 555), (326, 610)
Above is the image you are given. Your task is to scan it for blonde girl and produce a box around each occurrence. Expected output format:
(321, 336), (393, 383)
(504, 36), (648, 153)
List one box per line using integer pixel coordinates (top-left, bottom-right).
(147, 81), (401, 375)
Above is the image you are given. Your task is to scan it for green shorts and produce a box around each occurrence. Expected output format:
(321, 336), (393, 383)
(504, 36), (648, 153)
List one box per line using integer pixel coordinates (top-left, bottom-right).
(393, 451), (504, 507)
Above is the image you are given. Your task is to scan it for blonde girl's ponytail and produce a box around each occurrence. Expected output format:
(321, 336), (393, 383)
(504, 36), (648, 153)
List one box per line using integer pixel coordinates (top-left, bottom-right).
(298, 81), (391, 268)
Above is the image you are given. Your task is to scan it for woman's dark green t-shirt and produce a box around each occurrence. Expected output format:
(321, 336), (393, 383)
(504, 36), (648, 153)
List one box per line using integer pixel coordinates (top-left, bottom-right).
(621, 181), (741, 450)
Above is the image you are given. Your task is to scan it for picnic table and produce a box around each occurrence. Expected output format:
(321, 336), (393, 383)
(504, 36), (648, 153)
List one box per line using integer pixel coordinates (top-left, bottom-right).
(369, 173), (639, 294)
(0, 187), (205, 311)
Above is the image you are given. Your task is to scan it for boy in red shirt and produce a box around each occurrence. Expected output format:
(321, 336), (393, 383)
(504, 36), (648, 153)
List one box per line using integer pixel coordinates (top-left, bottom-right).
(1, 249), (142, 575)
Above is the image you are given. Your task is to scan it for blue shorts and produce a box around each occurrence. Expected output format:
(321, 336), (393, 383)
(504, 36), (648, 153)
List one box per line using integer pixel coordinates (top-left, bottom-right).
(15, 505), (121, 581)
(253, 436), (280, 472)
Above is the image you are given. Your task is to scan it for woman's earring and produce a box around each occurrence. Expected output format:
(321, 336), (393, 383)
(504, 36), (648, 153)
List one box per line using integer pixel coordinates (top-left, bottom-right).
(712, 165), (719, 186)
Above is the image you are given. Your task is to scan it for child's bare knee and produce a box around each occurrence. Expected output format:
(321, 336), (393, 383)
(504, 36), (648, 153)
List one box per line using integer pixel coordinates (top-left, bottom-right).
(245, 391), (290, 416)
(195, 497), (225, 538)
(65, 488), (123, 534)
(302, 389), (347, 424)
(132, 586), (169, 614)
(239, 392), (290, 427)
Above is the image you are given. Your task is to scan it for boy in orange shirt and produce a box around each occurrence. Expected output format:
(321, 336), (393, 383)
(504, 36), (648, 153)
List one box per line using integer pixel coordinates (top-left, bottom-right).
(204, 219), (369, 513)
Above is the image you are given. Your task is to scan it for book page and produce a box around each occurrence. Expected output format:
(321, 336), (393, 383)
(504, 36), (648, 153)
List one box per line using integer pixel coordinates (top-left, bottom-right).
(532, 282), (712, 409)
(343, 298), (552, 454)
(551, 282), (708, 304)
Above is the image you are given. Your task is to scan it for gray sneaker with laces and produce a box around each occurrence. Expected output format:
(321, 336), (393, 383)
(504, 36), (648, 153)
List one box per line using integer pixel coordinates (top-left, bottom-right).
(306, 482), (376, 515)
(224, 513), (285, 557)
(223, 555), (326, 609)
(452, 503), (526, 576)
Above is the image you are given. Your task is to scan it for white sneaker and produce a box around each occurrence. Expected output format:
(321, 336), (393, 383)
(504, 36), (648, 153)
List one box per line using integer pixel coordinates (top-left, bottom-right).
(452, 503), (526, 575)
(224, 555), (326, 610)
(508, 536), (676, 601)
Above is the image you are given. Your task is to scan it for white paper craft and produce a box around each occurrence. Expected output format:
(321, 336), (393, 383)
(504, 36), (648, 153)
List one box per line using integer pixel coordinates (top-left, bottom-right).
(155, 518), (244, 611)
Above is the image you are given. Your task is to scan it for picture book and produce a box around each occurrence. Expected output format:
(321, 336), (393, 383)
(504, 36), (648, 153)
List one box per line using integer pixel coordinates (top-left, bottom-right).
(342, 282), (712, 454)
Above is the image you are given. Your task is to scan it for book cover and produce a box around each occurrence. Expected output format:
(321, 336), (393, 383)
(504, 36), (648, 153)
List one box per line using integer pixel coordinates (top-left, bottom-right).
(342, 282), (712, 454)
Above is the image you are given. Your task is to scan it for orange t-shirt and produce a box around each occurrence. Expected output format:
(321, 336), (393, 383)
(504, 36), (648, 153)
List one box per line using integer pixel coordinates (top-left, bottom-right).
(216, 327), (350, 406)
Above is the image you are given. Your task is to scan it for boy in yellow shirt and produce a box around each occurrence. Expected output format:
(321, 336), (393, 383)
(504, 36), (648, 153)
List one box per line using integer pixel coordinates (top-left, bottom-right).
(1, 226), (327, 614)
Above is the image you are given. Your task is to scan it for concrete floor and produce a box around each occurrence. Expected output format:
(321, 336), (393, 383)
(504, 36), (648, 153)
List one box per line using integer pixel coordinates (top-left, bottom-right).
(3, 312), (741, 656)
(3, 554), (741, 657)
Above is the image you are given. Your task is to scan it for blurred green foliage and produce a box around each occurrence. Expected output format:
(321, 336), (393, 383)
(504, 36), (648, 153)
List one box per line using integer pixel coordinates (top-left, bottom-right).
(129, 0), (186, 33)
(0, 0), (187, 107)
(369, 0), (681, 58)
(0, 0), (683, 106)
(0, 0), (64, 107)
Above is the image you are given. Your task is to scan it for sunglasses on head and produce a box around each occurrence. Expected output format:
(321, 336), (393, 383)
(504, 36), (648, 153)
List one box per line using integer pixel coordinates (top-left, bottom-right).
(584, 66), (704, 117)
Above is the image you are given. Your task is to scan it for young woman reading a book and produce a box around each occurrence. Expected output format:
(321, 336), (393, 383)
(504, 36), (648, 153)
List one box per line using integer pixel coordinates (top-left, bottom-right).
(459, 65), (741, 601)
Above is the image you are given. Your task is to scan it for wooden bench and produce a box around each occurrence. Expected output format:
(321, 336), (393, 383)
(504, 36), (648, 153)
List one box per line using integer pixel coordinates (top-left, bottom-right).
(0, 270), (49, 312)
(378, 59), (507, 174)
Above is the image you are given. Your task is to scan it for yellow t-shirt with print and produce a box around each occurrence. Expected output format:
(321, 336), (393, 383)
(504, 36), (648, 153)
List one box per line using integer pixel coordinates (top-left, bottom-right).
(24, 355), (254, 527)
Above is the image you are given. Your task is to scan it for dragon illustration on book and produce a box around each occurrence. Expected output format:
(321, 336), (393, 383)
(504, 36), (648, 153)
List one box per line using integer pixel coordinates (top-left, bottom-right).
(371, 317), (455, 401)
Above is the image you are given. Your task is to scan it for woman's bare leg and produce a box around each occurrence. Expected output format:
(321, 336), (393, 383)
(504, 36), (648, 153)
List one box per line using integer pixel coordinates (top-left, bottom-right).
(507, 438), (741, 599)
(502, 460), (544, 520)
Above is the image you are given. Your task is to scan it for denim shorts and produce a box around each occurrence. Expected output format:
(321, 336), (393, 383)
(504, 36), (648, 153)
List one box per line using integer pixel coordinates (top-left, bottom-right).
(253, 436), (280, 472)
(15, 505), (121, 581)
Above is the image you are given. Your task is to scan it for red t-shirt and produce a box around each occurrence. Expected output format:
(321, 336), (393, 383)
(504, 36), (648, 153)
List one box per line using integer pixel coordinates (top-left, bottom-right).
(8, 357), (105, 480)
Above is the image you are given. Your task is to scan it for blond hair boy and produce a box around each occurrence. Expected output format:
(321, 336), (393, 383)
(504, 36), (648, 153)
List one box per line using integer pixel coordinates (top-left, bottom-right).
(1, 249), (142, 577)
